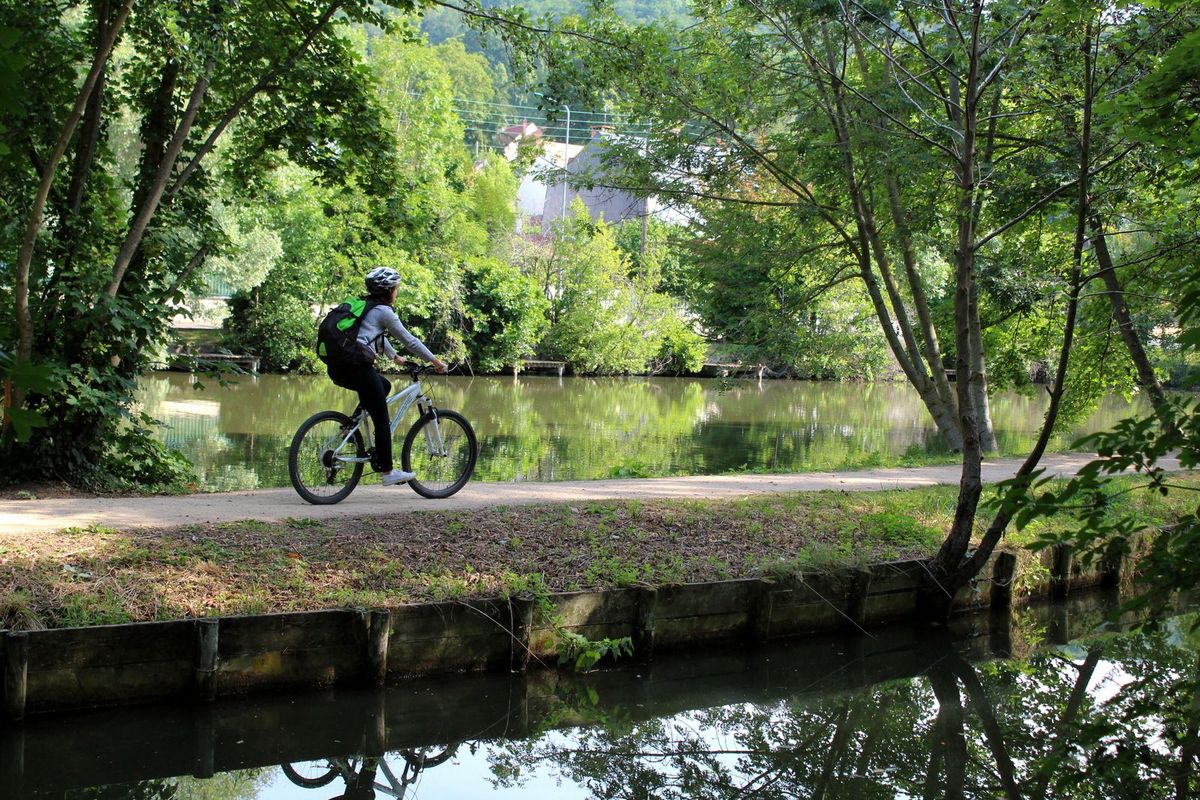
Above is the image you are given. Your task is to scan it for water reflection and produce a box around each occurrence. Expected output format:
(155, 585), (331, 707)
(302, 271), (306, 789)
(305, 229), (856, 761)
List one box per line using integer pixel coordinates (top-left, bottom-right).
(280, 748), (459, 799)
(7, 593), (1198, 798)
(136, 373), (1156, 490)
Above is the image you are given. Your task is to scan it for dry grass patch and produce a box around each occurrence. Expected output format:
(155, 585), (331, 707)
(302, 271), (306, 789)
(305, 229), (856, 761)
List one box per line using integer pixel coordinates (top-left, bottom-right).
(2, 475), (1196, 630)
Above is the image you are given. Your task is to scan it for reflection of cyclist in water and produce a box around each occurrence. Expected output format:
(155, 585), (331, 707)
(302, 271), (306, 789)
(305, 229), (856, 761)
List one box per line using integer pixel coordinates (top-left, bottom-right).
(281, 746), (457, 799)
(333, 757), (379, 800)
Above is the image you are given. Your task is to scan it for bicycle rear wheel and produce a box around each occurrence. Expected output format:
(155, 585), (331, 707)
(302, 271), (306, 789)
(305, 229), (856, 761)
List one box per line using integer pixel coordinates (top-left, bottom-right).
(280, 761), (342, 788)
(289, 410), (365, 504)
(400, 409), (477, 499)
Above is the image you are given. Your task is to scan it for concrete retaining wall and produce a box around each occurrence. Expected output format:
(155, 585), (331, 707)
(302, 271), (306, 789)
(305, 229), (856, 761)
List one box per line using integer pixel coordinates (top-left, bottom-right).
(0, 543), (1120, 720)
(1, 589), (1120, 799)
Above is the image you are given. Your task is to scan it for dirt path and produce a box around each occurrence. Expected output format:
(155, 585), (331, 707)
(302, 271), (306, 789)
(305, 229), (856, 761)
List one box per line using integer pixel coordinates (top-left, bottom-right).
(2, 453), (1174, 537)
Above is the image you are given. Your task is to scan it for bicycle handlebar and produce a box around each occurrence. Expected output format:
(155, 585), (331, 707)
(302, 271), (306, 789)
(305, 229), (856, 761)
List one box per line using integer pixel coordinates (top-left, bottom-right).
(405, 362), (450, 381)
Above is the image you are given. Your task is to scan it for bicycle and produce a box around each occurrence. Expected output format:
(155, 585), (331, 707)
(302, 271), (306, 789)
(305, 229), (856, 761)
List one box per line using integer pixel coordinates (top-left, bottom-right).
(280, 745), (458, 797)
(288, 364), (477, 504)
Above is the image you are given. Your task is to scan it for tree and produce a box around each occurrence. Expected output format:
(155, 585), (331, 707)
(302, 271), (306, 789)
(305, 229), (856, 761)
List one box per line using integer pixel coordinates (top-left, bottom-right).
(523, 202), (704, 375)
(1010, 3), (1200, 622)
(470, 152), (519, 241)
(198, 200), (283, 307)
(486, 621), (1200, 798)
(461, 256), (548, 372)
(452, 0), (1191, 612)
(219, 24), (546, 376)
(676, 183), (891, 379)
(1, 0), (417, 486)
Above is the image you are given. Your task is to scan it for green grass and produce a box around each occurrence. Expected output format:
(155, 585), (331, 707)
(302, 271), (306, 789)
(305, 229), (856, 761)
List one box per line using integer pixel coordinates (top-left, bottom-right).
(60, 591), (132, 627)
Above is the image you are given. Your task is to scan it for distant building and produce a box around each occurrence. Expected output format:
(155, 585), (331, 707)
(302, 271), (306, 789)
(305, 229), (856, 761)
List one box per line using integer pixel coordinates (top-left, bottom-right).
(498, 123), (693, 229)
(541, 128), (646, 224)
(516, 137), (584, 222)
(499, 120), (542, 157)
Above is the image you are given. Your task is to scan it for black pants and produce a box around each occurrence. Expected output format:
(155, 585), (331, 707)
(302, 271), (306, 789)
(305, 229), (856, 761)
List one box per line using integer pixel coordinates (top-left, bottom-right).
(327, 362), (393, 472)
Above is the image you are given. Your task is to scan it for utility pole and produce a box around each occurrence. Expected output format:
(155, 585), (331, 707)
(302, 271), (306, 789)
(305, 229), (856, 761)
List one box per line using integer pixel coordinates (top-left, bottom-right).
(640, 125), (651, 257)
(641, 203), (648, 257)
(561, 104), (571, 221)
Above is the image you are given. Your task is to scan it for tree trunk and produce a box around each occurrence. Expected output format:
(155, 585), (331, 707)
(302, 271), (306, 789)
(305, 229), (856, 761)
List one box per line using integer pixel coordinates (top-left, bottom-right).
(886, 174), (959, 420)
(924, 2), (987, 617)
(106, 60), (212, 298)
(944, 15), (1097, 595)
(968, 278), (999, 453)
(1175, 655), (1200, 799)
(1027, 648), (1102, 800)
(12, 0), (132, 370)
(841, 24), (964, 451)
(927, 664), (967, 800)
(859, 261), (965, 450)
(967, 66), (1004, 456)
(812, 702), (854, 800)
(35, 0), (115, 351)
(953, 656), (1021, 800)
(1090, 213), (1168, 411)
(816, 25), (963, 451)
(66, 1), (111, 219)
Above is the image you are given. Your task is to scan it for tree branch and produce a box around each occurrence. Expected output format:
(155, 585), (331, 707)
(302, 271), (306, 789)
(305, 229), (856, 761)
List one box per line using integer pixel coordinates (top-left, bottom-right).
(745, 0), (961, 158)
(106, 60), (213, 298)
(13, 0), (133, 367)
(167, 1), (345, 199)
(973, 144), (1135, 250)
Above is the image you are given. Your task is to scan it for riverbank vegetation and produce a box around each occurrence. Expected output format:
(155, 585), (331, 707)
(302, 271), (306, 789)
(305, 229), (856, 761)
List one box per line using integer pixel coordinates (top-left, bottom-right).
(0, 3), (709, 489)
(2, 475), (1197, 630)
(467, 0), (1200, 613)
(2, 2), (1198, 620)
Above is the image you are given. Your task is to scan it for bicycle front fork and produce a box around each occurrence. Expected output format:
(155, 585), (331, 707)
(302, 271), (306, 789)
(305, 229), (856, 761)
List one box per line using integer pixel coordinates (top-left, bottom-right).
(421, 406), (446, 456)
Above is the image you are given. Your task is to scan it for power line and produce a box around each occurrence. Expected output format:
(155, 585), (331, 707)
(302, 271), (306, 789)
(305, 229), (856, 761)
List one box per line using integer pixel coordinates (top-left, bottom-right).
(451, 117), (653, 137)
(405, 89), (647, 122)
(395, 91), (712, 150)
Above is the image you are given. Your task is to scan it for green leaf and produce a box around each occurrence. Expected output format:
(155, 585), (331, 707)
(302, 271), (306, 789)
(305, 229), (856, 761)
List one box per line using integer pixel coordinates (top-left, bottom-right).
(4, 407), (48, 442)
(5, 359), (56, 394)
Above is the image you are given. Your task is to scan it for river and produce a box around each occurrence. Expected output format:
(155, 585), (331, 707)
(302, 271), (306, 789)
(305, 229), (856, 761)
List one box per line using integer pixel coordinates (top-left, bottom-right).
(5, 591), (1196, 798)
(136, 372), (1152, 491)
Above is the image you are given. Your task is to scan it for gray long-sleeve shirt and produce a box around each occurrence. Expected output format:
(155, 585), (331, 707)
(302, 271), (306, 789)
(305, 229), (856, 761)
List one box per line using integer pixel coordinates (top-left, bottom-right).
(356, 304), (436, 363)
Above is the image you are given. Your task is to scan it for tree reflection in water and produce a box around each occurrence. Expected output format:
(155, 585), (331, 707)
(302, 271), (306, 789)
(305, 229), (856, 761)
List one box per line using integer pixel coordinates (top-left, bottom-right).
(136, 373), (1152, 489)
(29, 616), (1200, 799)
(481, 623), (1199, 799)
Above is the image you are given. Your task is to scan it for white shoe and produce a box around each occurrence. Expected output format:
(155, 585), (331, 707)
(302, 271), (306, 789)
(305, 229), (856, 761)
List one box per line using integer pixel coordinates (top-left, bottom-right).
(381, 469), (415, 486)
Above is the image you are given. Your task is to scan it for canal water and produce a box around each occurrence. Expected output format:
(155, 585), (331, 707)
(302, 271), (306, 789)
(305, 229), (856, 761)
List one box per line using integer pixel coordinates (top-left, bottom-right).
(5, 591), (1196, 798)
(136, 373), (1151, 491)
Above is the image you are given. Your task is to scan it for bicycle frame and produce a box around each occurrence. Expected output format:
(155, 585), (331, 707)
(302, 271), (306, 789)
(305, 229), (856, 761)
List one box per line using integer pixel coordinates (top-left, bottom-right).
(306, 748), (448, 799)
(332, 376), (441, 464)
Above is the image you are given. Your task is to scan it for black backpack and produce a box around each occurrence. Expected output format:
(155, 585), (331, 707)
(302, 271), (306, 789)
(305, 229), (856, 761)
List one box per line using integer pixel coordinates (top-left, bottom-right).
(316, 298), (388, 366)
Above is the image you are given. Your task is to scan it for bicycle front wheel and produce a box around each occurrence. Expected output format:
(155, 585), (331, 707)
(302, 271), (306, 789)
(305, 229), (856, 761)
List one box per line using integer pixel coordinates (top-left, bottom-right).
(289, 410), (365, 505)
(401, 409), (477, 499)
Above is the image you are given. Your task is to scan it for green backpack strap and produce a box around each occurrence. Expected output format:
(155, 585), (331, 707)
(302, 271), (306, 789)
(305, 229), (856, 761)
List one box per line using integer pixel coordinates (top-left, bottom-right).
(336, 297), (369, 331)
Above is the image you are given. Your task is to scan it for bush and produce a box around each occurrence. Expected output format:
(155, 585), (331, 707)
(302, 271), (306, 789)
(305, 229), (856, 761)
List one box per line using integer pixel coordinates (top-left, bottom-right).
(223, 292), (321, 373)
(462, 257), (549, 372)
(650, 309), (707, 375)
(101, 425), (194, 492)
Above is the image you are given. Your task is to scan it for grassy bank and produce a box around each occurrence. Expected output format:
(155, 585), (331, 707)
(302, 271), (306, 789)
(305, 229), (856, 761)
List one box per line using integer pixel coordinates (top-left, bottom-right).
(2, 476), (1197, 630)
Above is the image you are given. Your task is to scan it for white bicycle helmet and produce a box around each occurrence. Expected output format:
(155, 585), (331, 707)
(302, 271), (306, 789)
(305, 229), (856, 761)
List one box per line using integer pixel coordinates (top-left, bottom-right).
(364, 266), (401, 294)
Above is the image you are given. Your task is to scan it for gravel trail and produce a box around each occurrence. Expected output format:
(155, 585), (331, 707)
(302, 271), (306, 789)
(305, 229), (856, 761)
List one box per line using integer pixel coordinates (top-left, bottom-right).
(2, 453), (1175, 536)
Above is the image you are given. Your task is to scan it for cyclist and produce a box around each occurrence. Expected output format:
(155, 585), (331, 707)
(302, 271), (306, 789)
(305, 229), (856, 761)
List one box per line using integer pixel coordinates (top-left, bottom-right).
(327, 267), (447, 486)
